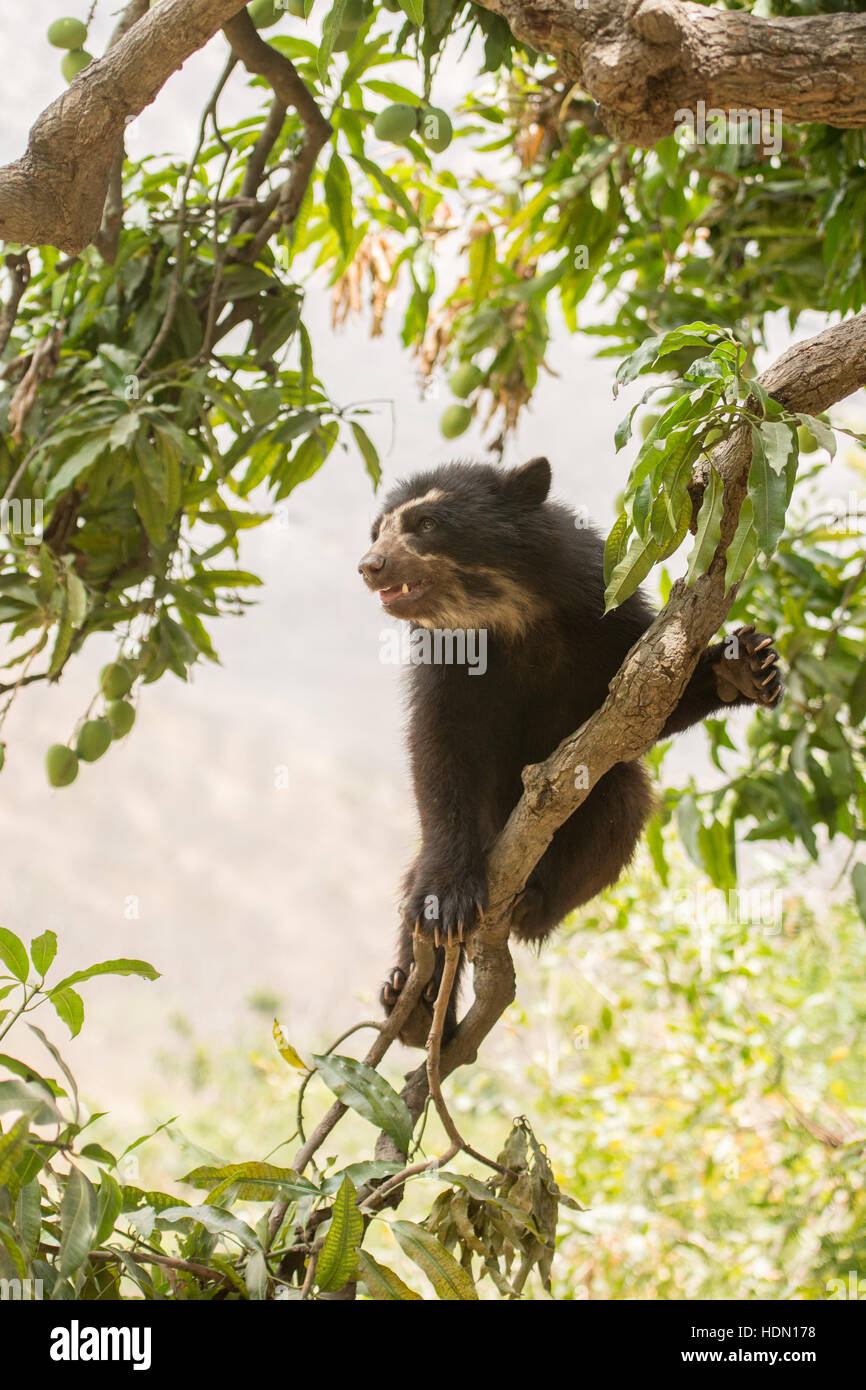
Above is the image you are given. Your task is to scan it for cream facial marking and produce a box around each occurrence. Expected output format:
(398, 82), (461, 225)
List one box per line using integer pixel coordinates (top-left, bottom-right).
(375, 489), (449, 539)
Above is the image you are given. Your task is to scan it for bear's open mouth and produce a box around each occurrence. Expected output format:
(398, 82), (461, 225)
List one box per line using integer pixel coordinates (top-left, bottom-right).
(378, 579), (434, 607)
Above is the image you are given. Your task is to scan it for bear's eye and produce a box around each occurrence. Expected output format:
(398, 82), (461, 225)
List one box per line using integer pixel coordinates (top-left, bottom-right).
(417, 517), (436, 533)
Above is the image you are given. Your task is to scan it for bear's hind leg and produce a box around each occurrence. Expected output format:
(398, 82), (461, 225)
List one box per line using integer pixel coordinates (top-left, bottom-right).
(512, 761), (653, 943)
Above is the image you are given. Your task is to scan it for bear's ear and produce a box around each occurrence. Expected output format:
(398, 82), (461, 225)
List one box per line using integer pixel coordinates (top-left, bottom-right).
(501, 456), (551, 508)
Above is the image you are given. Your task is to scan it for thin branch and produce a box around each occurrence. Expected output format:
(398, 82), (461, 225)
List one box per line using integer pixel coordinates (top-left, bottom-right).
(137, 55), (237, 373)
(0, 253), (31, 358)
(112, 1248), (236, 1291)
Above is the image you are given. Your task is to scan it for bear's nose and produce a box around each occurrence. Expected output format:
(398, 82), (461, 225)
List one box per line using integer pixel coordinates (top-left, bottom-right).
(358, 551), (387, 580)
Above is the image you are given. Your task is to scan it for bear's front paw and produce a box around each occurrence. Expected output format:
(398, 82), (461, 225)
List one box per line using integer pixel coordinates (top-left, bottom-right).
(714, 625), (783, 708)
(402, 866), (487, 945)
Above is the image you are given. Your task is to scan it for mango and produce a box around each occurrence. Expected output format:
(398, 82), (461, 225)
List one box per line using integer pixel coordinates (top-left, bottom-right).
(77, 718), (113, 763)
(106, 700), (136, 739)
(419, 106), (452, 153)
(46, 745), (79, 787)
(61, 49), (93, 81)
(373, 103), (418, 144)
(100, 661), (134, 700)
(440, 404), (472, 439)
(448, 364), (483, 398)
(47, 17), (88, 48)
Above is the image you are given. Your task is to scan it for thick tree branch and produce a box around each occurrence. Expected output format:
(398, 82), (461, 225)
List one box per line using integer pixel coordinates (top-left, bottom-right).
(0, 0), (250, 252)
(475, 0), (866, 144)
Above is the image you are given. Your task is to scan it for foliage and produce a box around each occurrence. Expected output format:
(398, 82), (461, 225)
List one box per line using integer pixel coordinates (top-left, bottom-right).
(0, 927), (570, 1298)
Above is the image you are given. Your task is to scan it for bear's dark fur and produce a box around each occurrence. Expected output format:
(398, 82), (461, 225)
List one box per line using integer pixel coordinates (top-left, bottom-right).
(358, 457), (782, 1041)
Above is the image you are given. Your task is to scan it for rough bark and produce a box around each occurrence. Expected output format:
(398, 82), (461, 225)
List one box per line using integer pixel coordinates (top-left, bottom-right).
(475, 0), (866, 144)
(0, 0), (250, 253)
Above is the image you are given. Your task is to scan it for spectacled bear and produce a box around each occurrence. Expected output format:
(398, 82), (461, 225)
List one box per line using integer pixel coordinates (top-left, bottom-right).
(358, 457), (782, 1043)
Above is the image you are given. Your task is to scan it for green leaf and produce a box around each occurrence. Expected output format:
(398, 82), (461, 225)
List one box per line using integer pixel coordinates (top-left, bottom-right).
(353, 153), (421, 228)
(676, 794), (702, 868)
(604, 535), (661, 612)
(358, 1250), (421, 1300)
(796, 412), (837, 458)
(603, 513), (629, 586)
(318, 0), (348, 79)
(181, 1161), (320, 1203)
(758, 420), (796, 477)
(312, 1053), (414, 1152)
(748, 425), (788, 557)
(852, 863), (866, 927)
(0, 1114), (30, 1189)
(323, 151), (354, 258)
(15, 1180), (42, 1260)
(849, 655), (866, 726)
(44, 432), (110, 502)
(29, 930), (57, 978)
(59, 1167), (98, 1278)
(391, 1220), (479, 1300)
(350, 421), (381, 486)
(0, 1079), (61, 1125)
(245, 1250), (269, 1300)
(697, 818), (736, 890)
(725, 495), (757, 589)
(159, 1204), (262, 1252)
(685, 466), (723, 585)
(0, 1216), (27, 1280)
(0, 928), (29, 983)
(27, 1024), (79, 1119)
(50, 987), (85, 1038)
(398, 0), (423, 24)
(132, 439), (171, 544)
(95, 1172), (123, 1247)
(316, 1176), (364, 1292)
(50, 958), (160, 993)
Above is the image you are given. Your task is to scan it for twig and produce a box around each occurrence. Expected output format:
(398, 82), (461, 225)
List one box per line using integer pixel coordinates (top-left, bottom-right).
(295, 1019), (381, 1149)
(137, 56), (237, 373)
(300, 1242), (321, 1299)
(111, 1248), (236, 1291)
(0, 252), (31, 357)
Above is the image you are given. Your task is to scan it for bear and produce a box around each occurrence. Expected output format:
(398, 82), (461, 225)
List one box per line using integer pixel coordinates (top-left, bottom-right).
(358, 457), (783, 1042)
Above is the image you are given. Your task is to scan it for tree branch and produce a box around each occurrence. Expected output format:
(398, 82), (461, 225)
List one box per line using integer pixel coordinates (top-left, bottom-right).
(0, 252), (31, 358)
(474, 0), (866, 144)
(0, 0), (251, 252)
